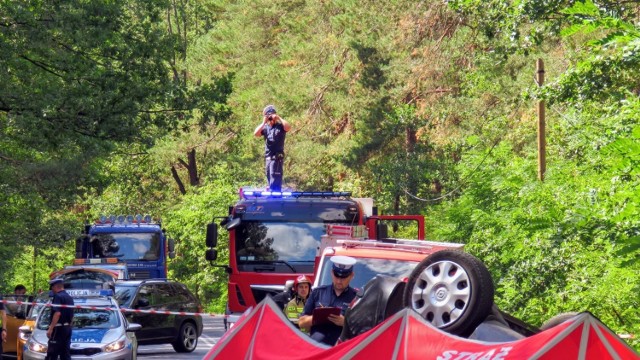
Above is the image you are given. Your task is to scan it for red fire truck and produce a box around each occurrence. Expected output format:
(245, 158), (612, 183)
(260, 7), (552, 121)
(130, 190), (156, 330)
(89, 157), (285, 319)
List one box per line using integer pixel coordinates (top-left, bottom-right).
(205, 188), (425, 326)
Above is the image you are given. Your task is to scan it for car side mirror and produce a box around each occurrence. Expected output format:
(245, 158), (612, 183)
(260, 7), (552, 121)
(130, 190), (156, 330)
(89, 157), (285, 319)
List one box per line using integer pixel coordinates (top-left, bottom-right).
(127, 323), (142, 332)
(136, 298), (150, 308)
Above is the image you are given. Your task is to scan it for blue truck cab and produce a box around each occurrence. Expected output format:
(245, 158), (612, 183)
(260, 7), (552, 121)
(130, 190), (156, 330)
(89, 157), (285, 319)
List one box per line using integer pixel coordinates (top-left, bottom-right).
(75, 215), (175, 279)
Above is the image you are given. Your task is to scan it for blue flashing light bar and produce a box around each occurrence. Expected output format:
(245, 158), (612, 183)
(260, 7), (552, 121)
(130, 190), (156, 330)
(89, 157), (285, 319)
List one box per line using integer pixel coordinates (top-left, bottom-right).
(240, 188), (352, 199)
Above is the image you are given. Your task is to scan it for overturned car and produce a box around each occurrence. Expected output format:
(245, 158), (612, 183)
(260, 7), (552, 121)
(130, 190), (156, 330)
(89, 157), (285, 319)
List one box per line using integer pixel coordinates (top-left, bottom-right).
(340, 249), (539, 343)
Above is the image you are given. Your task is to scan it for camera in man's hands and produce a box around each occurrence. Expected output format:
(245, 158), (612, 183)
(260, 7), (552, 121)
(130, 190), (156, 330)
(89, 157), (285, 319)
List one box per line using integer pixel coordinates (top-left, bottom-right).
(267, 115), (274, 121)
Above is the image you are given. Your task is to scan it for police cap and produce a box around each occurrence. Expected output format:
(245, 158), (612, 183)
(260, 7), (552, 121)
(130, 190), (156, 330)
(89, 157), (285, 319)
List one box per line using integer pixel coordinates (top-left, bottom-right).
(331, 255), (356, 278)
(49, 278), (64, 286)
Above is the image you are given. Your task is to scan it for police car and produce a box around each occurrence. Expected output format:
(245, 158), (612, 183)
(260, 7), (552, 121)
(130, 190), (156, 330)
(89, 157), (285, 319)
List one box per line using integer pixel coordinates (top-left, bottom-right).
(21, 289), (141, 360)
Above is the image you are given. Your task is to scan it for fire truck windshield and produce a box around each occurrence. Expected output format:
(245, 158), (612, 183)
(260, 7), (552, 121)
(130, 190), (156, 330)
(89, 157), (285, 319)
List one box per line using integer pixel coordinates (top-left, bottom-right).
(235, 221), (324, 270)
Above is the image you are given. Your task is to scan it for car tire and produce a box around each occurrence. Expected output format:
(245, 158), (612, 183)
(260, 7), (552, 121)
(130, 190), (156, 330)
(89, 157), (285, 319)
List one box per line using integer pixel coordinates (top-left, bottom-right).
(171, 321), (198, 353)
(540, 312), (579, 330)
(403, 250), (495, 337)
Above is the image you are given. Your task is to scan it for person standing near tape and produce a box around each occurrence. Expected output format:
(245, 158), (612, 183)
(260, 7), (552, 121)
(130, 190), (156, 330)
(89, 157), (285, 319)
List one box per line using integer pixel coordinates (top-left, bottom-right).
(1, 292), (7, 356)
(254, 104), (291, 192)
(45, 278), (74, 360)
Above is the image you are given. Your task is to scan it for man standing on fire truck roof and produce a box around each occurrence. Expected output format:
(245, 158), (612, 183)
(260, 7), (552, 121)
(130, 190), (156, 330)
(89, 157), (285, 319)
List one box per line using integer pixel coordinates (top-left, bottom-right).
(298, 256), (358, 346)
(253, 104), (291, 192)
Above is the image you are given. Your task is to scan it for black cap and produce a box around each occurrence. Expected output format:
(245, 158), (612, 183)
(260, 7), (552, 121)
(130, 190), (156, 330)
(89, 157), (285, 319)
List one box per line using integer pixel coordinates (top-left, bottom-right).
(263, 105), (277, 115)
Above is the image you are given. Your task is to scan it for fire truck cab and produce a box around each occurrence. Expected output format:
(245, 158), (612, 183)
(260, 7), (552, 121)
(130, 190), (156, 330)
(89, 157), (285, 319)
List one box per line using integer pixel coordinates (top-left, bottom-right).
(205, 188), (426, 327)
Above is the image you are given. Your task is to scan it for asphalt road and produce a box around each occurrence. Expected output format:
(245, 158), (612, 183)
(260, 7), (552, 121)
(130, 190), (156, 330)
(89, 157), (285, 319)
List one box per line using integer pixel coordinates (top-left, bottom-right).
(137, 316), (225, 359)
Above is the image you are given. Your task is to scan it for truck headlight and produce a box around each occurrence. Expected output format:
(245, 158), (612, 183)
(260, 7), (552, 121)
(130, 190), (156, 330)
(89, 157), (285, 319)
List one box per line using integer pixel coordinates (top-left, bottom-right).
(28, 339), (48, 353)
(105, 336), (126, 352)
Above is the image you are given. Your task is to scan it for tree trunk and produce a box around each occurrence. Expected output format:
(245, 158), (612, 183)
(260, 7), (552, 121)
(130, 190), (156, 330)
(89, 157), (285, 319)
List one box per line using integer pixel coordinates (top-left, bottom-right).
(187, 149), (199, 186)
(406, 126), (416, 153)
(171, 165), (187, 195)
(393, 194), (400, 232)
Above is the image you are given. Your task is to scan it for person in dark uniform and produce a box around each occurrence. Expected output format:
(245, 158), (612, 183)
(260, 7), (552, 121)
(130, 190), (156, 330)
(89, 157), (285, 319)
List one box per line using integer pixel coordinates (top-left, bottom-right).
(45, 278), (74, 360)
(299, 256), (357, 346)
(1, 293), (7, 356)
(253, 104), (291, 192)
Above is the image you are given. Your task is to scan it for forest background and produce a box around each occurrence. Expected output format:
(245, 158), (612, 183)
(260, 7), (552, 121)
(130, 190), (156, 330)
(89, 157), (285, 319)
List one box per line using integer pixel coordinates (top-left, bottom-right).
(1, 0), (638, 349)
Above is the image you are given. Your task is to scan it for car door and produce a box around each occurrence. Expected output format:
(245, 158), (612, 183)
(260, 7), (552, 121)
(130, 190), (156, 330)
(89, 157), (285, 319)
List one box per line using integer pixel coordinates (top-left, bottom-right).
(149, 283), (175, 339)
(168, 283), (195, 337)
(128, 284), (172, 342)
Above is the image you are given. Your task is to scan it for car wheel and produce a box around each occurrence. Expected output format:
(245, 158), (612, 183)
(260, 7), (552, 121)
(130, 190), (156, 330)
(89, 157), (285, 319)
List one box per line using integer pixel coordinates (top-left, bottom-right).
(171, 321), (198, 353)
(540, 312), (579, 330)
(403, 250), (495, 337)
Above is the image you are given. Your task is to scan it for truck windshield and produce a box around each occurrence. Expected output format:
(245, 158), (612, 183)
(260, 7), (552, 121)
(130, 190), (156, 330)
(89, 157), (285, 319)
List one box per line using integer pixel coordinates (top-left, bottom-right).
(235, 221), (324, 269)
(91, 233), (160, 261)
(317, 257), (418, 290)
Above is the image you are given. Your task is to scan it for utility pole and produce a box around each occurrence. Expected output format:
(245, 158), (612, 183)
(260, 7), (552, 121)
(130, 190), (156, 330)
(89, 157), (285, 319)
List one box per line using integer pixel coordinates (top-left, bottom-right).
(537, 59), (546, 181)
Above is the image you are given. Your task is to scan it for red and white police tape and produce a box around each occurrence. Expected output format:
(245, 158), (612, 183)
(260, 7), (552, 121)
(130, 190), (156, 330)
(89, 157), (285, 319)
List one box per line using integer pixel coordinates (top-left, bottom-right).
(0, 299), (228, 318)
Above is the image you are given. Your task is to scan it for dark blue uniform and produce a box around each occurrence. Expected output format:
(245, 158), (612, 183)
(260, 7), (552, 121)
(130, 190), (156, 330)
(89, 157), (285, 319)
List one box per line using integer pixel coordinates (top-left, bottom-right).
(302, 284), (357, 346)
(46, 290), (74, 360)
(260, 122), (287, 191)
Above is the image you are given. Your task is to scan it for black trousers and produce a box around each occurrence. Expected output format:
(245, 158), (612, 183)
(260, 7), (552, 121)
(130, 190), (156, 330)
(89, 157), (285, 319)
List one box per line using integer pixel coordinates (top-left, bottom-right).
(265, 156), (284, 191)
(45, 326), (72, 360)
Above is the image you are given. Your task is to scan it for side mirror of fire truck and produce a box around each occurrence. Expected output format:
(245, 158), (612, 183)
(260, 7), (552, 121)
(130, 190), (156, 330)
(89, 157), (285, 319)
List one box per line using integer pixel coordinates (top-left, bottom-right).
(206, 248), (218, 262)
(168, 238), (176, 259)
(75, 235), (88, 258)
(376, 223), (389, 240)
(206, 223), (218, 248)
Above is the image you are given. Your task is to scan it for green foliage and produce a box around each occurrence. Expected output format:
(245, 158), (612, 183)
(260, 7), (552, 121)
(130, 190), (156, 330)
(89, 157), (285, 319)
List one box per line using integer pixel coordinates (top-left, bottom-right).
(543, 2), (640, 104)
(163, 167), (238, 313)
(0, 209), (77, 294)
(1, 1), (639, 350)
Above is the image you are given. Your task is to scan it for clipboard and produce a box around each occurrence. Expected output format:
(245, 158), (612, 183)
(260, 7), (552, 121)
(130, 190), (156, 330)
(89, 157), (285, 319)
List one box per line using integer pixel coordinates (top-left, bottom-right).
(311, 307), (341, 326)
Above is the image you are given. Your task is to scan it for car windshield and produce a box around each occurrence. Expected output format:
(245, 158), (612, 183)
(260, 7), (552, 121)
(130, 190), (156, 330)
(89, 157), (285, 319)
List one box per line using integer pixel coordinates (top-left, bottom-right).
(317, 257), (418, 289)
(37, 306), (120, 330)
(113, 285), (137, 308)
(91, 232), (160, 261)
